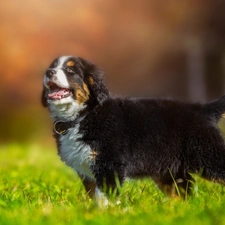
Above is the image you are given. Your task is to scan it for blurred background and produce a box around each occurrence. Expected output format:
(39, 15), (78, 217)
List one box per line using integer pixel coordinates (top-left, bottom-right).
(0, 0), (225, 145)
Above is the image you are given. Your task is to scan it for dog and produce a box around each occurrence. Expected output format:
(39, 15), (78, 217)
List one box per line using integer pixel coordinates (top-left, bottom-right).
(42, 55), (225, 204)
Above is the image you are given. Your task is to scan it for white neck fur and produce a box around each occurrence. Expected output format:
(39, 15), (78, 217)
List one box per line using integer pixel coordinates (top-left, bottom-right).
(48, 97), (86, 121)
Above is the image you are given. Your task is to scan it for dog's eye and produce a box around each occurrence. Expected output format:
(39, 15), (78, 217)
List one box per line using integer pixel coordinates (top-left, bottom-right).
(66, 67), (74, 73)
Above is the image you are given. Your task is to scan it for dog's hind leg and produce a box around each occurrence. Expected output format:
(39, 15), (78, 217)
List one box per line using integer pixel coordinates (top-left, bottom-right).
(152, 173), (194, 199)
(198, 145), (225, 185)
(187, 131), (225, 186)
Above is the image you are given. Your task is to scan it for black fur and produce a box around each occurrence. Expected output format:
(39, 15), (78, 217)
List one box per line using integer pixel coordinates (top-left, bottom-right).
(80, 97), (225, 196)
(79, 57), (109, 105)
(42, 56), (225, 199)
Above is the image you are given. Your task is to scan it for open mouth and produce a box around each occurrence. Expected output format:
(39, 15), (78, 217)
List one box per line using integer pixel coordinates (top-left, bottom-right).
(47, 82), (72, 100)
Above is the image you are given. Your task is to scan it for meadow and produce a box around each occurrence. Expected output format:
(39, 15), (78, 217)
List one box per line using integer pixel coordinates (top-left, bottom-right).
(1, 143), (225, 225)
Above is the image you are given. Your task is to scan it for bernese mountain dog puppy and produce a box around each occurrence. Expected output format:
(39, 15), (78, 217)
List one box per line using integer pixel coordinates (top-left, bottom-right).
(42, 55), (225, 204)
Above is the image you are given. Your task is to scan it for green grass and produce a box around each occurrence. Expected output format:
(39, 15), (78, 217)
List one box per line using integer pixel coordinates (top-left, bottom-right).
(1, 143), (225, 225)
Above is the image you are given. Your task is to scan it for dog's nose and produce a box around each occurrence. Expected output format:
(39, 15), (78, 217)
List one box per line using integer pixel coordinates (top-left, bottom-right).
(46, 69), (56, 78)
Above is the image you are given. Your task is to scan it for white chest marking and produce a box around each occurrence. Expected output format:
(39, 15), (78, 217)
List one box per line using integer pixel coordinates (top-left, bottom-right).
(49, 100), (86, 121)
(59, 125), (94, 179)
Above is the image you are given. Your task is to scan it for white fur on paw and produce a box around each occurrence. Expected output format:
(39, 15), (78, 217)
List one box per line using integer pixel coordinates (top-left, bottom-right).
(95, 187), (109, 208)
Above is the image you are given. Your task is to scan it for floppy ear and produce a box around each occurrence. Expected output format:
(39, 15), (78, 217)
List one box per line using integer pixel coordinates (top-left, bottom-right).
(41, 86), (48, 107)
(79, 57), (109, 105)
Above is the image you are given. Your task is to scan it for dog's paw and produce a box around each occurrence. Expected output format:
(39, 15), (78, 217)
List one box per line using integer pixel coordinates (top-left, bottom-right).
(95, 187), (109, 208)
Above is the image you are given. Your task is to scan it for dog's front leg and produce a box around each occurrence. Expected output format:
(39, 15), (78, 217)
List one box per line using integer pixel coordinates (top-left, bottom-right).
(79, 174), (109, 207)
(78, 174), (96, 198)
(93, 164), (125, 207)
(94, 186), (109, 207)
(78, 174), (109, 207)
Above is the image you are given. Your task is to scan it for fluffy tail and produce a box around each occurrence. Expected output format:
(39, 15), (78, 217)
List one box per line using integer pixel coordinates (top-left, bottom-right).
(204, 95), (225, 121)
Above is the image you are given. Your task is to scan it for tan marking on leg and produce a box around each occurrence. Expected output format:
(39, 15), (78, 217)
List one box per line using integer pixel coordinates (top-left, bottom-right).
(78, 174), (96, 198)
(152, 177), (180, 198)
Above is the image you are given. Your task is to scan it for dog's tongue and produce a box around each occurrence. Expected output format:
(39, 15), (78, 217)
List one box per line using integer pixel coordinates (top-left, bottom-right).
(48, 88), (68, 100)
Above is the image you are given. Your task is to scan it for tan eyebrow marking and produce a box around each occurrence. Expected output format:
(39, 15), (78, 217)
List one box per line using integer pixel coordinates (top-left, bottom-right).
(67, 61), (75, 67)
